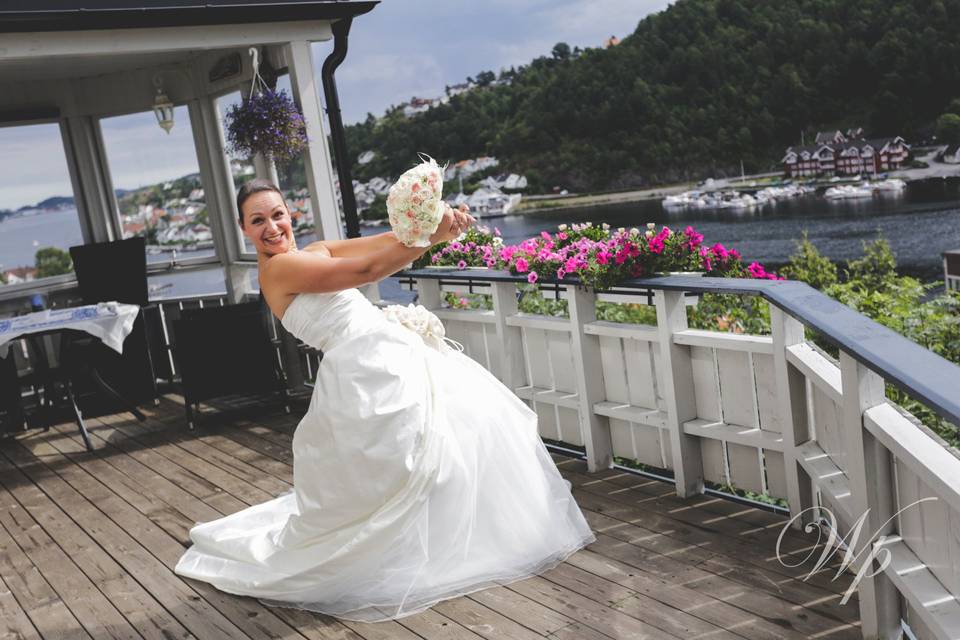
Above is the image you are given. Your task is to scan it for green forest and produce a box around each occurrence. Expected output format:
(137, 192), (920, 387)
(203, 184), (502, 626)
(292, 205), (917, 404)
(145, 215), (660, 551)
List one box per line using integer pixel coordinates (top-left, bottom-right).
(344, 0), (960, 192)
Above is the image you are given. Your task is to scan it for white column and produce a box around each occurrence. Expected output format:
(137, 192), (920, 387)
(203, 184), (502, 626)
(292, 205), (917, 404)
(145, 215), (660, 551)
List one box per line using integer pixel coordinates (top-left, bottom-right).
(654, 289), (704, 497)
(490, 281), (526, 390)
(567, 286), (613, 471)
(771, 306), (815, 529)
(285, 40), (342, 243)
(188, 97), (254, 303)
(840, 352), (900, 639)
(60, 115), (121, 244)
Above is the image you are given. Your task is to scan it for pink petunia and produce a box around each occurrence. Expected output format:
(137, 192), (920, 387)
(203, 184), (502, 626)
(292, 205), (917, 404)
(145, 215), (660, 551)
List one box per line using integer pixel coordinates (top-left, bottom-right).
(515, 257), (529, 273)
(527, 271), (538, 283)
(457, 260), (467, 269)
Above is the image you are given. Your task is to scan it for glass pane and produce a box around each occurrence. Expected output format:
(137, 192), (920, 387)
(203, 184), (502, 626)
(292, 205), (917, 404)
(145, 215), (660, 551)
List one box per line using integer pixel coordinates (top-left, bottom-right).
(99, 107), (216, 266)
(0, 122), (82, 287)
(148, 266), (227, 301)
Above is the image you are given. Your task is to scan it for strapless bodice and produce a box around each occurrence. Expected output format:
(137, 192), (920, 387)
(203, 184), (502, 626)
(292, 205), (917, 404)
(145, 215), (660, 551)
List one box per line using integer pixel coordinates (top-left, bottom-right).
(280, 288), (393, 353)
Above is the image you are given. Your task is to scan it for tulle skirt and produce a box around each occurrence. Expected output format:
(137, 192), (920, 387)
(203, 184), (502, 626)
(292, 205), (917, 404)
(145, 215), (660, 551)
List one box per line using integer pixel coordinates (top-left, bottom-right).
(174, 322), (595, 622)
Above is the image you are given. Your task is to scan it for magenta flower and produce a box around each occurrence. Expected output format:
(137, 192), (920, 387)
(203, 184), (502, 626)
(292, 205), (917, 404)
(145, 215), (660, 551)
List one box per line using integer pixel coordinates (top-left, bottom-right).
(515, 257), (529, 273)
(649, 237), (665, 254)
(527, 271), (538, 283)
(596, 250), (611, 265)
(747, 262), (766, 279)
(684, 226), (704, 250)
(457, 260), (467, 269)
(556, 267), (566, 279)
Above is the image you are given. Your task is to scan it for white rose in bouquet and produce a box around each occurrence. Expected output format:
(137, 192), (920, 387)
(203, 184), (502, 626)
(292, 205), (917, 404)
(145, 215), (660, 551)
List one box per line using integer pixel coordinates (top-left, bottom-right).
(387, 156), (446, 248)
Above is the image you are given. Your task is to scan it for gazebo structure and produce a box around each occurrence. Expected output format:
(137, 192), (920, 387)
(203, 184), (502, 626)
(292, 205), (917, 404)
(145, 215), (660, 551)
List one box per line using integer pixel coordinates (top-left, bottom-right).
(4, 4), (960, 640)
(0, 0), (375, 306)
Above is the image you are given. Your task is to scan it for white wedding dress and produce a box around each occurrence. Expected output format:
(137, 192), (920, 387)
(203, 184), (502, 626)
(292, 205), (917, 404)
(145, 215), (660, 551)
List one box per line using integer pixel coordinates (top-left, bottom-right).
(174, 287), (594, 622)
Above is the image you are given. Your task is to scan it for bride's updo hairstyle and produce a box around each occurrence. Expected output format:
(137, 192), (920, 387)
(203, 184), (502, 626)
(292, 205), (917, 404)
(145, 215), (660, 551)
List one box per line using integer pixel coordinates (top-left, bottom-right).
(237, 179), (285, 227)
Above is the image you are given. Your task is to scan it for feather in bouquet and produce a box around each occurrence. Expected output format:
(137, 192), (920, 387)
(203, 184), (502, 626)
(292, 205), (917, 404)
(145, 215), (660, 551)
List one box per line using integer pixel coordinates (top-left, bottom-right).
(387, 156), (445, 247)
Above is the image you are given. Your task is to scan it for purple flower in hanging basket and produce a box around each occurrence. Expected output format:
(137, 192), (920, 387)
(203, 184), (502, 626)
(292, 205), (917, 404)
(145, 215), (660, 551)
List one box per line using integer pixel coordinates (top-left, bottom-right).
(224, 88), (308, 164)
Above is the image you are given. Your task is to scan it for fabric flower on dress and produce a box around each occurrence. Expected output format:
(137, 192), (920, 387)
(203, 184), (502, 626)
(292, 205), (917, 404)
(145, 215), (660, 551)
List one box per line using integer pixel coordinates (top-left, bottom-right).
(382, 303), (462, 353)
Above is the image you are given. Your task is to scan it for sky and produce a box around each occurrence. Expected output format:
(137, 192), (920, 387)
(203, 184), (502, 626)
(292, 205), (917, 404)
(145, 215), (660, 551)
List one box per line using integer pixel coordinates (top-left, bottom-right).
(0, 0), (670, 211)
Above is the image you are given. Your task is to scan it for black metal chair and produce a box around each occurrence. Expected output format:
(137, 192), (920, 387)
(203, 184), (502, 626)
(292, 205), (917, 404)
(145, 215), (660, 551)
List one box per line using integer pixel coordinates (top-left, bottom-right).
(172, 299), (290, 429)
(0, 345), (25, 438)
(68, 236), (157, 419)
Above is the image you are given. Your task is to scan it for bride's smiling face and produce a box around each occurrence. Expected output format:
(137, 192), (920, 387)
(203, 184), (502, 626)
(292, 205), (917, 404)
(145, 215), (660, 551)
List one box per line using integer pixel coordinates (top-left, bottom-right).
(240, 191), (295, 255)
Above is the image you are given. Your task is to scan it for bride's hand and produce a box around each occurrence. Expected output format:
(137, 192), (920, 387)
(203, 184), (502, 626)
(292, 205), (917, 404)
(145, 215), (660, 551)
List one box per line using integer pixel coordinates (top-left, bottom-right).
(429, 204), (475, 245)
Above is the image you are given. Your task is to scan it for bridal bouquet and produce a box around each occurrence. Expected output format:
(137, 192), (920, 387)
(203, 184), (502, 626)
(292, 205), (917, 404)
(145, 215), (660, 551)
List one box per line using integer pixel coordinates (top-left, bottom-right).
(387, 156), (446, 247)
(382, 303), (457, 353)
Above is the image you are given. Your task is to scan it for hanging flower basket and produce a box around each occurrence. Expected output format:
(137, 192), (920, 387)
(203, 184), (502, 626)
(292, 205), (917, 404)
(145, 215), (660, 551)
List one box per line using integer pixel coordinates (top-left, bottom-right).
(224, 88), (308, 164)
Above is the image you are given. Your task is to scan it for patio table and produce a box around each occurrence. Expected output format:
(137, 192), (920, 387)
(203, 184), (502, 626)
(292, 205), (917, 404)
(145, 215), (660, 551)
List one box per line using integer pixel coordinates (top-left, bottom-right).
(0, 301), (141, 450)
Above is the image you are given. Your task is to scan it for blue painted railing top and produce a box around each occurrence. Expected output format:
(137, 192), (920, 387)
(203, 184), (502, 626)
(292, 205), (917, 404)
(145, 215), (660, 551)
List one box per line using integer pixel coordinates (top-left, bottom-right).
(399, 268), (960, 428)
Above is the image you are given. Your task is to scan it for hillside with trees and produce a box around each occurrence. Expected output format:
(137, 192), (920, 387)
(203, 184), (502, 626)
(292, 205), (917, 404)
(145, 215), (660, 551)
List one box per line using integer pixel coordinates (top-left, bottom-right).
(344, 0), (960, 192)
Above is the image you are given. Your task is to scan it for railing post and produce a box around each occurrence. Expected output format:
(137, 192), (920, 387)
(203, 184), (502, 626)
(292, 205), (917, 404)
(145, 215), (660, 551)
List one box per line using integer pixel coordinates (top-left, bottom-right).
(771, 306), (814, 529)
(416, 278), (441, 310)
(567, 285), (613, 472)
(654, 290), (703, 497)
(490, 281), (526, 391)
(840, 351), (900, 639)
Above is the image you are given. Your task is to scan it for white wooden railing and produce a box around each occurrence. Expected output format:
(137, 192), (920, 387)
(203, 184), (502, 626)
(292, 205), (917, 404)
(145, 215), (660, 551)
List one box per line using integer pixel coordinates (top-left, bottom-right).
(396, 269), (960, 640)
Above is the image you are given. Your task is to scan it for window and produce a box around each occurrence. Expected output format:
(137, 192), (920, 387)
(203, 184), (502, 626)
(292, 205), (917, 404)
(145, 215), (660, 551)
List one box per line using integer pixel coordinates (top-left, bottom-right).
(0, 122), (82, 287)
(100, 107), (213, 266)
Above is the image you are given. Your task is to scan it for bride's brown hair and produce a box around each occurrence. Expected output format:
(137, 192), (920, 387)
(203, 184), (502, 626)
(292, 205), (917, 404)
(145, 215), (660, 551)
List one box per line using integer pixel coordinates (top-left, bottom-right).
(237, 179), (285, 227)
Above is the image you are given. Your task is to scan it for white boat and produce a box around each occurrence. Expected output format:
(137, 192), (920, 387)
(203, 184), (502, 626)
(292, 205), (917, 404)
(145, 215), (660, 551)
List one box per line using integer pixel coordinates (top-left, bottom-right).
(872, 178), (906, 192)
(824, 184), (874, 200)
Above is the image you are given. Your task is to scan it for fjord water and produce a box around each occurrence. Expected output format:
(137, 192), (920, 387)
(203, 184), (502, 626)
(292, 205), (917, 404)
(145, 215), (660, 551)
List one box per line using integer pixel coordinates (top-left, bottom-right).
(1, 178), (957, 300)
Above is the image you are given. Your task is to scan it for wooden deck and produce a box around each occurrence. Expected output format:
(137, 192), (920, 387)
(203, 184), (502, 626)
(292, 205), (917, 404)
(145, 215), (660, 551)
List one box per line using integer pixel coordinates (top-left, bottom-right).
(0, 396), (863, 640)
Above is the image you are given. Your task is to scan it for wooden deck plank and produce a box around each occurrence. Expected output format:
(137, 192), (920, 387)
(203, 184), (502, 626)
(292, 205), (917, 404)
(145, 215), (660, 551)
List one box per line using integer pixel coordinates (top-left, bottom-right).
(197, 403), (859, 635)
(467, 586), (586, 637)
(0, 508), (142, 640)
(0, 396), (861, 639)
(541, 560), (743, 640)
(432, 597), (546, 639)
(396, 609), (487, 639)
(0, 572), (43, 640)
(0, 509), (91, 640)
(572, 490), (860, 627)
(1, 439), (304, 640)
(507, 575), (681, 639)
(557, 457), (856, 594)
(565, 548), (807, 640)
(163, 398), (862, 637)
(40, 421), (399, 640)
(562, 465), (857, 603)
(0, 439), (194, 640)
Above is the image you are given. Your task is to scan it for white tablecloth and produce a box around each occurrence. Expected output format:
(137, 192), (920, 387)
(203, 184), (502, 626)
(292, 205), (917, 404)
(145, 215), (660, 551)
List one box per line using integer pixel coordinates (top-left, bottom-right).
(0, 302), (140, 358)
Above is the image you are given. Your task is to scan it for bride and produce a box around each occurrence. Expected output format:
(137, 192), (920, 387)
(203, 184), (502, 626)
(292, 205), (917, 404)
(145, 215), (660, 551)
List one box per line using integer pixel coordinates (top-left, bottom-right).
(174, 179), (595, 622)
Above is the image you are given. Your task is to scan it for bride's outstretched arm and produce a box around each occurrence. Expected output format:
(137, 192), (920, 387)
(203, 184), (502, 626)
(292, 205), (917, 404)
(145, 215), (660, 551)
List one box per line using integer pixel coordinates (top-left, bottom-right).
(264, 208), (474, 295)
(305, 232), (401, 259)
